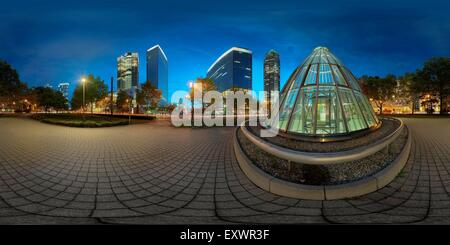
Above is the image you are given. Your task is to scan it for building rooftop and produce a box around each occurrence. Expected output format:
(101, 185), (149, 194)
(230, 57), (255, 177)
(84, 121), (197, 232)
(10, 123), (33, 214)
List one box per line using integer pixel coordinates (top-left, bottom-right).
(147, 44), (168, 62)
(207, 47), (252, 73)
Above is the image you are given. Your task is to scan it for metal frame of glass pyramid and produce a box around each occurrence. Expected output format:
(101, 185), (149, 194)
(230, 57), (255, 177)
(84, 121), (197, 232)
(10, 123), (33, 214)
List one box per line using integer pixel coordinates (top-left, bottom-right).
(275, 47), (380, 138)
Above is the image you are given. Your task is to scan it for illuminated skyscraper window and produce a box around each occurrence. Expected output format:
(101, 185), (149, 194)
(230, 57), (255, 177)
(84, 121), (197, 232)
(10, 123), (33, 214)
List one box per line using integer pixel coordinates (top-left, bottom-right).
(264, 50), (280, 103)
(147, 45), (168, 104)
(206, 47), (252, 92)
(117, 52), (139, 91)
(275, 47), (379, 136)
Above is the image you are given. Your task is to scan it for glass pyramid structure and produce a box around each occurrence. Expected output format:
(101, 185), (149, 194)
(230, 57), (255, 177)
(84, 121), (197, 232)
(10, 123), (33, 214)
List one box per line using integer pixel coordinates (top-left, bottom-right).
(275, 47), (379, 137)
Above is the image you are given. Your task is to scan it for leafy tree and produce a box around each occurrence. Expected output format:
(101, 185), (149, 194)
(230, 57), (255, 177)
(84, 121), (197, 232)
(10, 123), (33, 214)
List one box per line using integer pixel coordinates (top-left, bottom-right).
(189, 77), (217, 113)
(116, 90), (132, 112)
(420, 95), (439, 114)
(416, 57), (450, 114)
(71, 74), (108, 113)
(0, 60), (28, 103)
(136, 80), (162, 113)
(33, 87), (68, 112)
(164, 104), (176, 113)
(359, 75), (397, 114)
(397, 73), (416, 114)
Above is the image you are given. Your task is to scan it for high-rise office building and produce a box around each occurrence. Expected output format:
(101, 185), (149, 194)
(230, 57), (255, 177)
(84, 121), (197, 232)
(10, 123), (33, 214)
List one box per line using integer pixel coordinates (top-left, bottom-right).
(146, 45), (168, 104)
(264, 49), (280, 103)
(57, 82), (69, 100)
(206, 47), (252, 93)
(117, 52), (139, 91)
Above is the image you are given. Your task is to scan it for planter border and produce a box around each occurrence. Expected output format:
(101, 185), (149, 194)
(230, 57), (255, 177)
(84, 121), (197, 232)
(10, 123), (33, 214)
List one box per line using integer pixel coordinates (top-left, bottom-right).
(241, 118), (404, 165)
(233, 125), (412, 200)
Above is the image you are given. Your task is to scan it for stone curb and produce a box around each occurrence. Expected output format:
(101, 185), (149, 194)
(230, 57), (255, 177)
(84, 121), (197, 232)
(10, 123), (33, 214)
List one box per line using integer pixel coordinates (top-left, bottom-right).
(233, 126), (412, 200)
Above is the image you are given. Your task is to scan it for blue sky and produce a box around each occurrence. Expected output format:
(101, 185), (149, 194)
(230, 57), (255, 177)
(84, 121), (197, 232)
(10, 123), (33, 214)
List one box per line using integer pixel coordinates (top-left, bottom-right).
(1, 0), (449, 101)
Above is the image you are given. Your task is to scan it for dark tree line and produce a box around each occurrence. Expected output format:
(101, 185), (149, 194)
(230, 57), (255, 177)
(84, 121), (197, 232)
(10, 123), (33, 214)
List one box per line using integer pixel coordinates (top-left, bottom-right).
(359, 57), (450, 114)
(1, 60), (67, 112)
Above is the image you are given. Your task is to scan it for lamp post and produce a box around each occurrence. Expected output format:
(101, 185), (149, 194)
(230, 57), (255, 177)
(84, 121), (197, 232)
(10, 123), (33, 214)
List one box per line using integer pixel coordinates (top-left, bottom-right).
(81, 77), (87, 120)
(189, 81), (194, 127)
(82, 77), (86, 112)
(126, 99), (131, 124)
(23, 99), (28, 112)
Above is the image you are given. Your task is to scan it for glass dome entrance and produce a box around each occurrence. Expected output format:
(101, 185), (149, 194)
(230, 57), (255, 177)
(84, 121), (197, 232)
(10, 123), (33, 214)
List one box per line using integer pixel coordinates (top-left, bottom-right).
(275, 47), (379, 137)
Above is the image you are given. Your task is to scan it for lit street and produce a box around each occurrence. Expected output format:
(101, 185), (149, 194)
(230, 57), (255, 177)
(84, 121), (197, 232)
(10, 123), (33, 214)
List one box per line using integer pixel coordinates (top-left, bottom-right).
(0, 117), (449, 224)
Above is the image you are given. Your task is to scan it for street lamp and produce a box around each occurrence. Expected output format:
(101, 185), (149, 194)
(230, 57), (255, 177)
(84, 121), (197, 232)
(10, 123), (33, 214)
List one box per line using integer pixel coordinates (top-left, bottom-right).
(81, 77), (86, 113)
(22, 99), (28, 112)
(80, 77), (87, 121)
(189, 81), (194, 126)
(126, 99), (131, 124)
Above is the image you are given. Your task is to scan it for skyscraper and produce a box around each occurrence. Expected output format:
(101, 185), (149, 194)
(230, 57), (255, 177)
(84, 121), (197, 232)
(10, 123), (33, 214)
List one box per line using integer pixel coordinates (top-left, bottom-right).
(57, 82), (69, 101)
(146, 45), (168, 104)
(264, 49), (280, 104)
(117, 52), (139, 91)
(206, 47), (252, 93)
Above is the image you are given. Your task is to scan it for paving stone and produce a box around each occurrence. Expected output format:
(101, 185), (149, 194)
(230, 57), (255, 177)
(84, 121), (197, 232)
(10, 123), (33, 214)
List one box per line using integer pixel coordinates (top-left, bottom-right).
(0, 117), (449, 224)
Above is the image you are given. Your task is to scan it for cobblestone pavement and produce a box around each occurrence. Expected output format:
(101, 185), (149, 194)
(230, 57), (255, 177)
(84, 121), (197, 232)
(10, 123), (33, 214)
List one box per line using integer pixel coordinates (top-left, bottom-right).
(0, 117), (449, 224)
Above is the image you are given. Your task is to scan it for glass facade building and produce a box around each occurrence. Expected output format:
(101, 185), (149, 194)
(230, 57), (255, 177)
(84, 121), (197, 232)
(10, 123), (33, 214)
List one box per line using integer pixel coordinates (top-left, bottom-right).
(206, 47), (252, 92)
(57, 82), (69, 100)
(117, 52), (139, 91)
(275, 47), (379, 136)
(147, 45), (168, 104)
(264, 49), (280, 103)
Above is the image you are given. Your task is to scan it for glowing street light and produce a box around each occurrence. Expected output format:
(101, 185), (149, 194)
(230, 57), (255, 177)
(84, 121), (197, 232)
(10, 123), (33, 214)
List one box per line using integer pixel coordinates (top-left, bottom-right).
(80, 77), (88, 120)
(81, 77), (87, 113)
(188, 81), (195, 127)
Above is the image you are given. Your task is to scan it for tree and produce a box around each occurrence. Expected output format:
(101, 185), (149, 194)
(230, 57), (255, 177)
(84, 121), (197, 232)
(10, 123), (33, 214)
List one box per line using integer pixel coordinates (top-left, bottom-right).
(33, 87), (68, 112)
(116, 90), (132, 112)
(164, 104), (176, 113)
(359, 75), (397, 114)
(397, 73), (416, 114)
(0, 60), (28, 105)
(136, 80), (162, 113)
(71, 74), (108, 113)
(420, 95), (439, 114)
(189, 77), (217, 113)
(417, 57), (450, 114)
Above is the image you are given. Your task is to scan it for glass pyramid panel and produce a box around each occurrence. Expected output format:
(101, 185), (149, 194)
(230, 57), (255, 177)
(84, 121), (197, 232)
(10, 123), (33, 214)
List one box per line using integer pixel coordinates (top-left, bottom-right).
(275, 47), (379, 136)
(318, 64), (333, 84)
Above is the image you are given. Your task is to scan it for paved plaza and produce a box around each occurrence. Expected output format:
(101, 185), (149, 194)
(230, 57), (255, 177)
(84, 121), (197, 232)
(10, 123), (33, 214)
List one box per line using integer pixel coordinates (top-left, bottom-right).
(0, 117), (449, 224)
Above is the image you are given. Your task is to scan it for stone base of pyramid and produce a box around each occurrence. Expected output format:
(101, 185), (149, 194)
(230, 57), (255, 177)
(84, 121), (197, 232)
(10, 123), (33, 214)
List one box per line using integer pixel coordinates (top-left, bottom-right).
(233, 118), (411, 200)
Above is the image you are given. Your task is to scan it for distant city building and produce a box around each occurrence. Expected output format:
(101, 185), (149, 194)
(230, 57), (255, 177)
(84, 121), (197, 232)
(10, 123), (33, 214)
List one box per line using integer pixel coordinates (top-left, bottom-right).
(117, 52), (139, 91)
(206, 47), (252, 93)
(146, 45), (168, 104)
(57, 82), (70, 100)
(263, 49), (280, 103)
